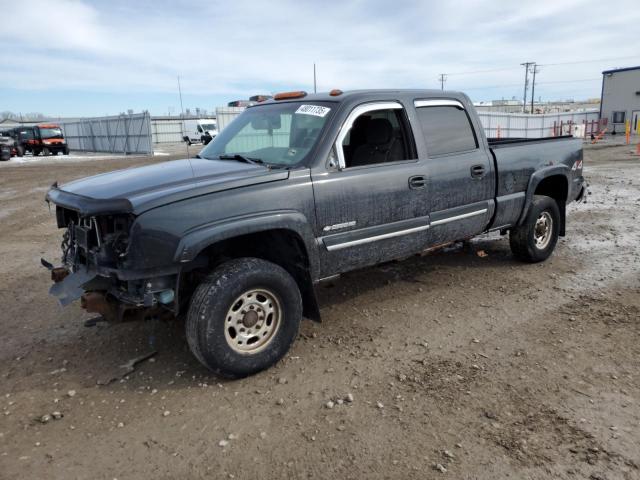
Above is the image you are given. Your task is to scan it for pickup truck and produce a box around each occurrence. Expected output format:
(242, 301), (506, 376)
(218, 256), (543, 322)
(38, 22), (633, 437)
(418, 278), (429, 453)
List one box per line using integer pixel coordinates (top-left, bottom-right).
(44, 89), (585, 378)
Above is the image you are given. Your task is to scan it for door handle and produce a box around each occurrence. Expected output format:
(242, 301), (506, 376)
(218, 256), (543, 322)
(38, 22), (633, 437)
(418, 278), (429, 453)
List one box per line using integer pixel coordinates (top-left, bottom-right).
(470, 164), (486, 178)
(408, 175), (426, 189)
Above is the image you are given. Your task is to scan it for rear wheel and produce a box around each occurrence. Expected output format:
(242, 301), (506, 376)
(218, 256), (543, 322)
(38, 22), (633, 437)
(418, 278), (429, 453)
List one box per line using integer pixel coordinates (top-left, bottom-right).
(186, 257), (302, 378)
(32, 149), (40, 156)
(509, 195), (560, 263)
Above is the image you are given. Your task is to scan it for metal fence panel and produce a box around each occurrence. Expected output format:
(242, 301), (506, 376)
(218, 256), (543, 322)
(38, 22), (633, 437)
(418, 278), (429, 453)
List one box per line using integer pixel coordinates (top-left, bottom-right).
(478, 110), (599, 138)
(215, 107), (245, 132)
(60, 113), (153, 154)
(151, 119), (184, 144)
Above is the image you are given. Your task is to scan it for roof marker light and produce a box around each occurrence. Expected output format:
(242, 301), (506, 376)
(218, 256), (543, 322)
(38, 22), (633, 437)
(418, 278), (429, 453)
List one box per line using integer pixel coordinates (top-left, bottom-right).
(274, 91), (307, 100)
(329, 89), (343, 96)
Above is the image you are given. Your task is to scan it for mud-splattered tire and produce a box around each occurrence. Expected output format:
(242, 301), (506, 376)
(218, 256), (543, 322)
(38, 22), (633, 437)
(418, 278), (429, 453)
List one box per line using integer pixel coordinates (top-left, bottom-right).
(186, 258), (302, 378)
(510, 195), (560, 263)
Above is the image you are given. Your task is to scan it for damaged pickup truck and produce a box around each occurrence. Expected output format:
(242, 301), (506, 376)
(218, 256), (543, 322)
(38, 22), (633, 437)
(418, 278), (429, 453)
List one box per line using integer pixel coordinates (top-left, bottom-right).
(44, 89), (585, 378)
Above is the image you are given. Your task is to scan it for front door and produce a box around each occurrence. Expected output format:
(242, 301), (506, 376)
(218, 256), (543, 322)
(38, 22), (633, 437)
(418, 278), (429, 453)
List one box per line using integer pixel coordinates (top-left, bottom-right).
(311, 102), (430, 277)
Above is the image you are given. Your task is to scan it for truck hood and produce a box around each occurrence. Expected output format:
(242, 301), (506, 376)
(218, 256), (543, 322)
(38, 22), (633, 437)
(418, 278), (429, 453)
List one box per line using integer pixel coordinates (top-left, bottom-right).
(46, 158), (289, 216)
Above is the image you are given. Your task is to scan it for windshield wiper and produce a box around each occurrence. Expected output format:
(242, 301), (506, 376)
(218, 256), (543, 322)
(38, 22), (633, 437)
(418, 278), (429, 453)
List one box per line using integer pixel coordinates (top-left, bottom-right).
(217, 154), (264, 165)
(215, 154), (288, 169)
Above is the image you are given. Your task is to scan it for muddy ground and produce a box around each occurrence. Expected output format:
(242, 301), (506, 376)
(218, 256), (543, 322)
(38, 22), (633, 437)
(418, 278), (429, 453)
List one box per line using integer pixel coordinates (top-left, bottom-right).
(0, 143), (639, 480)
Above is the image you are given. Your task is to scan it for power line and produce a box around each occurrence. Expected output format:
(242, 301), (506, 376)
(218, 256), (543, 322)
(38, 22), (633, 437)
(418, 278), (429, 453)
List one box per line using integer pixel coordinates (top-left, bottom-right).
(537, 78), (601, 84)
(439, 54), (640, 81)
(538, 55), (640, 67)
(456, 77), (601, 91)
(446, 66), (520, 76)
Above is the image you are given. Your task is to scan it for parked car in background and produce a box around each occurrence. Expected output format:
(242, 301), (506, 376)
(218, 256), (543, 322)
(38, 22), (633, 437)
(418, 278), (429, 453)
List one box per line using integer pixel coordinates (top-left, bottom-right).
(182, 119), (218, 145)
(44, 89), (585, 378)
(9, 124), (69, 156)
(0, 131), (22, 158)
(0, 139), (11, 161)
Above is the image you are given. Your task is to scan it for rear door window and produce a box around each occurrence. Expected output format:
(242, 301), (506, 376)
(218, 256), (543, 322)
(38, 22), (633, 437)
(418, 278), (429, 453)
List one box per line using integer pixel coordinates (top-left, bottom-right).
(415, 104), (478, 156)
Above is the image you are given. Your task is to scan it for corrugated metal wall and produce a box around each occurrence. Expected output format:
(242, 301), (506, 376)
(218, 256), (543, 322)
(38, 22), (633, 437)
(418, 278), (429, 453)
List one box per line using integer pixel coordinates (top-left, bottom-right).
(478, 110), (599, 138)
(151, 119), (183, 144)
(150, 117), (218, 144)
(60, 113), (153, 154)
(215, 107), (245, 132)
(210, 107), (599, 141)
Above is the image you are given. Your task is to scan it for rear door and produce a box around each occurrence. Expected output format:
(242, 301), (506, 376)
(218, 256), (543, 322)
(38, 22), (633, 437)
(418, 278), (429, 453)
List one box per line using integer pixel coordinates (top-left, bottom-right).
(413, 99), (494, 245)
(311, 101), (431, 277)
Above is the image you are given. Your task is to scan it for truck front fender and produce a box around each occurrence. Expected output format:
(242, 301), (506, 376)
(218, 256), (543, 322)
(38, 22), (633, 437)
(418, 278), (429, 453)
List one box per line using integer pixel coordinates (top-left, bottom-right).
(173, 210), (320, 280)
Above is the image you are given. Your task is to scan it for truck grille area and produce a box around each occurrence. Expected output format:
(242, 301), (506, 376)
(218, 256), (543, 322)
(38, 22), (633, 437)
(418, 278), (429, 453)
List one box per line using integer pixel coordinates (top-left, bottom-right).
(57, 207), (132, 270)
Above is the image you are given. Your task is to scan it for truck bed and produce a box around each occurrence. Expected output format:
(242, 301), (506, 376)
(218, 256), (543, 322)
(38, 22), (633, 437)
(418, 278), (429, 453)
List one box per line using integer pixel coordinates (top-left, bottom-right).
(486, 134), (583, 231)
(487, 135), (574, 147)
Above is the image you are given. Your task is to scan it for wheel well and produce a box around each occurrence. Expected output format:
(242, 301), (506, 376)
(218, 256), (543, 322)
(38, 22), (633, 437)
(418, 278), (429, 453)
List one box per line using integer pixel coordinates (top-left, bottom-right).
(180, 229), (320, 321)
(534, 175), (568, 236)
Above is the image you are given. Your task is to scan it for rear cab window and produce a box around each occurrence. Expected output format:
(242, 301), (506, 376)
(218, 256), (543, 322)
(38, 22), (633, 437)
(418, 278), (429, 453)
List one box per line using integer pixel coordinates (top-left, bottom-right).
(414, 100), (478, 156)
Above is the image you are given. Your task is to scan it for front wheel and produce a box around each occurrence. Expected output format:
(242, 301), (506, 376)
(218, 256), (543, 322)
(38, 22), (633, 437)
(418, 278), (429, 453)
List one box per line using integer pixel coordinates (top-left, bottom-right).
(186, 258), (302, 378)
(509, 195), (560, 263)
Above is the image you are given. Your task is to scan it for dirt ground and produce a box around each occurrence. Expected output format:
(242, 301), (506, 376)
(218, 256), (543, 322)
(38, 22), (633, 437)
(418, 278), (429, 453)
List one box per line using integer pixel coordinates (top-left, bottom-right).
(0, 143), (639, 480)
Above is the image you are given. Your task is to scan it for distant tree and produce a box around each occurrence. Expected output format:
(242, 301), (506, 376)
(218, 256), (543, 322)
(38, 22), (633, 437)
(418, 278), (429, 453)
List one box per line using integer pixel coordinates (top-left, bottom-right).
(0, 111), (47, 121)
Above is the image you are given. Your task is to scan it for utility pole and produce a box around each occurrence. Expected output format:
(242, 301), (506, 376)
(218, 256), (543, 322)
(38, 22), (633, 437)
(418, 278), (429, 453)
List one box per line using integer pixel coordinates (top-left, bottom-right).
(530, 64), (540, 114)
(520, 62), (535, 113)
(438, 73), (447, 90)
(313, 63), (317, 94)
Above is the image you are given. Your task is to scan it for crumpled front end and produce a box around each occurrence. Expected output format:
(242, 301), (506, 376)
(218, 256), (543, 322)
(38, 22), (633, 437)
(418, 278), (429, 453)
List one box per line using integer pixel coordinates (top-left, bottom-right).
(44, 196), (178, 322)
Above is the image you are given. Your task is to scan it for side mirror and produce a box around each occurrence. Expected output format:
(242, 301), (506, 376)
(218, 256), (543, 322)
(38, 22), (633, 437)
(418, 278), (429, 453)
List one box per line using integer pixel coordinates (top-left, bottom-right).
(327, 146), (340, 170)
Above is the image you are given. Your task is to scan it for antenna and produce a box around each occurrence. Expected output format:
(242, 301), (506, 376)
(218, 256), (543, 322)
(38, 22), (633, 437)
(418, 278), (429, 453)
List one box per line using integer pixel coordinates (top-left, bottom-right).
(177, 75), (190, 159)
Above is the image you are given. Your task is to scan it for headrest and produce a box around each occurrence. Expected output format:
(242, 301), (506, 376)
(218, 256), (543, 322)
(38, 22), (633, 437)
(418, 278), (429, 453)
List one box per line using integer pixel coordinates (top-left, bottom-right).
(365, 118), (393, 145)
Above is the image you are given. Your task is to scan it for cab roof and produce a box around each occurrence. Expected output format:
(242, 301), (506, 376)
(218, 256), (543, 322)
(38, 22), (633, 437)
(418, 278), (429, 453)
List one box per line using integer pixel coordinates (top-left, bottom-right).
(254, 89), (469, 106)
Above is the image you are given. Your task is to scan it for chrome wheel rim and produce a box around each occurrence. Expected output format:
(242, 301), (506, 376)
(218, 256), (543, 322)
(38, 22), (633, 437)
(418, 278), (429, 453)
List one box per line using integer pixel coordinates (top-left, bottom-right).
(534, 212), (553, 250)
(224, 288), (282, 354)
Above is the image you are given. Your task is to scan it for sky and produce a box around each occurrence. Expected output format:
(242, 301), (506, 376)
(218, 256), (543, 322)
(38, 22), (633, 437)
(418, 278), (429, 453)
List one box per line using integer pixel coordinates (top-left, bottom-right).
(0, 0), (639, 117)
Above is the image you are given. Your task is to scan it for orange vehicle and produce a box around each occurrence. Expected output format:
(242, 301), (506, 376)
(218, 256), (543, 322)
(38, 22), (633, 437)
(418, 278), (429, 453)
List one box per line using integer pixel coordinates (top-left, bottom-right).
(11, 124), (69, 156)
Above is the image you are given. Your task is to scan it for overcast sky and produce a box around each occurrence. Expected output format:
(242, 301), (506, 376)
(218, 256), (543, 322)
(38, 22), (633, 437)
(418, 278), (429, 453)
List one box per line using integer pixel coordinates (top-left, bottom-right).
(0, 0), (639, 117)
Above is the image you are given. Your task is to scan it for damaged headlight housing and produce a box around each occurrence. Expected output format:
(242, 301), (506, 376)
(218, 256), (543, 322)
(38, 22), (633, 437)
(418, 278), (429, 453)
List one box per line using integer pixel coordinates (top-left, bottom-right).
(56, 207), (134, 269)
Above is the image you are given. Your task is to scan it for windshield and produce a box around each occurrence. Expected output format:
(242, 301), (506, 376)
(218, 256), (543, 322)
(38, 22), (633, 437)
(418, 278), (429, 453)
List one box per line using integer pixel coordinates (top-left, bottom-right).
(39, 127), (63, 139)
(201, 124), (216, 131)
(199, 101), (333, 167)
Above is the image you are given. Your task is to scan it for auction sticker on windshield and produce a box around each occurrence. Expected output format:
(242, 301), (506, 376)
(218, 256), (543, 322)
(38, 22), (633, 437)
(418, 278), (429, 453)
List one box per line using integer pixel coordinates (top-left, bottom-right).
(295, 105), (331, 117)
